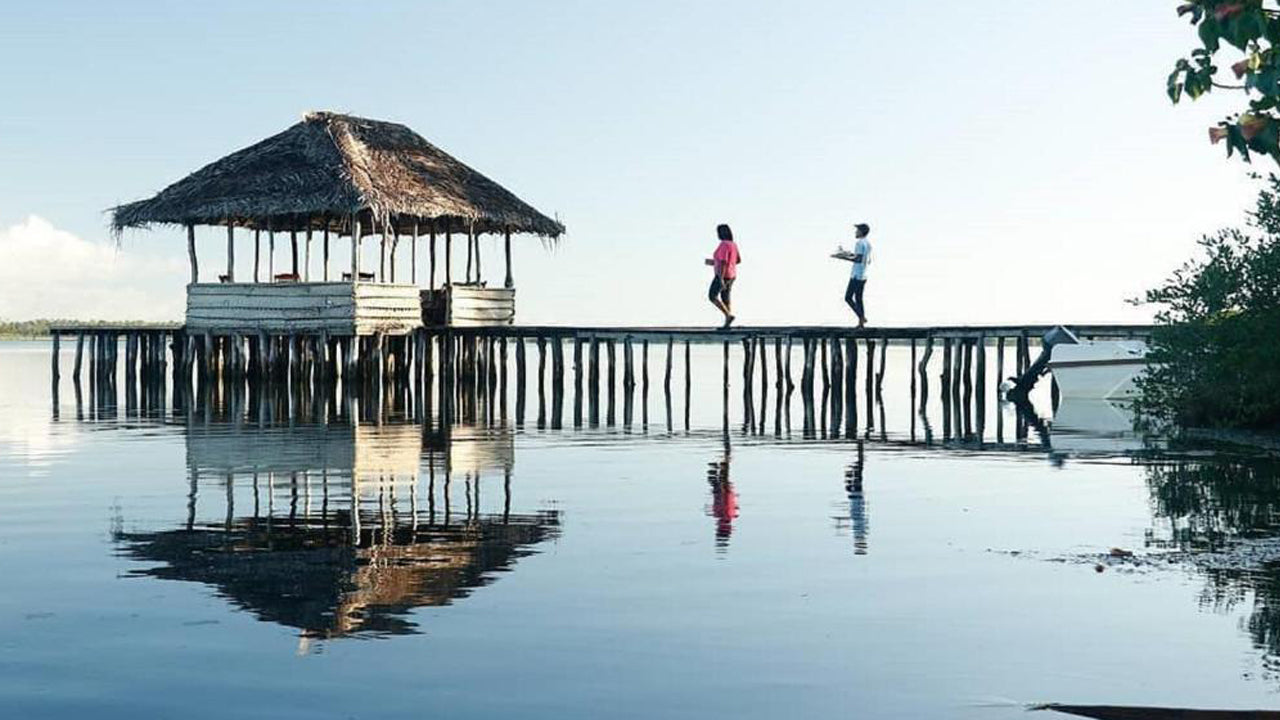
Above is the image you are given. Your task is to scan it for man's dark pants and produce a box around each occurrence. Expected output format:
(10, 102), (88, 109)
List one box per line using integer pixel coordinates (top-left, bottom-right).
(845, 278), (867, 322)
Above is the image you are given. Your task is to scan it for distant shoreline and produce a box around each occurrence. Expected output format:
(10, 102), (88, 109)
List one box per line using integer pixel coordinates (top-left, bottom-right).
(0, 321), (176, 338)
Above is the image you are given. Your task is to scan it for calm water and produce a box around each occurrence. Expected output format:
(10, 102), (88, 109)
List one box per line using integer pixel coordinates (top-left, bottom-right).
(4, 339), (1280, 718)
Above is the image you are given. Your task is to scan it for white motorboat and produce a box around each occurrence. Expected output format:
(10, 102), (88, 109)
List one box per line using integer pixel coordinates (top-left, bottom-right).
(1047, 338), (1149, 400)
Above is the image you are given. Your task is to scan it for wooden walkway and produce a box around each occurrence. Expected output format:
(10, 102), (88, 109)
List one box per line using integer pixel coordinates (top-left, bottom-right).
(458, 323), (1154, 343)
(44, 322), (1155, 417)
(44, 322), (1154, 343)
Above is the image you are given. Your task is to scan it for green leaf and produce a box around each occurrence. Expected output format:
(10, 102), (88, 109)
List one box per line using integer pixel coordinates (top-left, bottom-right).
(1200, 16), (1222, 52)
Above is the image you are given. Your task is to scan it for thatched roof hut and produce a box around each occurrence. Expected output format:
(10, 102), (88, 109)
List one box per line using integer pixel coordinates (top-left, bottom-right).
(111, 111), (563, 238)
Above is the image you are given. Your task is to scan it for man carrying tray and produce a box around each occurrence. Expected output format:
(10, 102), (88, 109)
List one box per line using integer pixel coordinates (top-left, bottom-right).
(833, 223), (873, 328)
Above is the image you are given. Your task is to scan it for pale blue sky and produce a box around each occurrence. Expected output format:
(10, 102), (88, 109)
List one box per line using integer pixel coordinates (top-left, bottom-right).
(0, 1), (1260, 325)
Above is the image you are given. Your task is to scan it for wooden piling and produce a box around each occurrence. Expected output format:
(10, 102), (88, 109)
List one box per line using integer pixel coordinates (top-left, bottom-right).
(876, 338), (887, 393)
(684, 341), (691, 431)
(515, 337), (527, 420)
(722, 340), (730, 427)
(589, 337), (600, 426)
(606, 339), (616, 426)
(664, 338), (673, 395)
(820, 338), (829, 395)
(573, 338), (584, 426)
(801, 338), (815, 394)
(125, 333), (137, 384)
(865, 339), (875, 404)
(537, 336), (547, 418)
(551, 336), (564, 428)
(623, 337), (635, 391)
(785, 336), (794, 392)
(50, 332), (60, 385)
(830, 336), (843, 430)
(845, 337), (857, 431)
(996, 337), (1005, 387)
(918, 336), (934, 411)
(752, 333), (762, 422)
(73, 332), (85, 383)
(976, 335), (987, 436)
(537, 336), (548, 427)
(774, 338), (784, 391)
(641, 339), (650, 423)
(962, 339), (973, 405)
(909, 338), (917, 397)
(945, 338), (956, 384)
(951, 338), (964, 426)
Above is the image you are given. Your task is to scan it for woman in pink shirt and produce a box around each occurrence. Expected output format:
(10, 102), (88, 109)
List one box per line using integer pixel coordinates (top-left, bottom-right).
(705, 223), (741, 329)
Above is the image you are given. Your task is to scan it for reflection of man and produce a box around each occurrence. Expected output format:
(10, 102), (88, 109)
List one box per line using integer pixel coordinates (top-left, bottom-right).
(706, 441), (738, 550)
(845, 442), (868, 555)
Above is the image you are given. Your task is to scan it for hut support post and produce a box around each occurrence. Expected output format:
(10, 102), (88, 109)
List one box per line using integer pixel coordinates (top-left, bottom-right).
(465, 224), (474, 283)
(445, 230), (453, 286)
(411, 224), (418, 285)
(226, 225), (235, 282)
(350, 215), (360, 279)
(429, 226), (437, 290)
(291, 230), (299, 276)
(379, 231), (387, 282)
(304, 229), (312, 281)
(323, 228), (330, 282)
(387, 229), (397, 283)
(504, 229), (513, 289)
(187, 224), (198, 283)
(254, 230), (261, 282)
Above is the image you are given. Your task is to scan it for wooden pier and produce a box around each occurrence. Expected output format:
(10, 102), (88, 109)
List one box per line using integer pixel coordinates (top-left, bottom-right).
(47, 321), (1153, 442)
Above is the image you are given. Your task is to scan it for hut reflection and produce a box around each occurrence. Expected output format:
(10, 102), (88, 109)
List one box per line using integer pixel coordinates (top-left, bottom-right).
(114, 419), (557, 642)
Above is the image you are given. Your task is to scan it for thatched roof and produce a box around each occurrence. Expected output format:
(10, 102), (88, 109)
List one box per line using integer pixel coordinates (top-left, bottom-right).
(110, 111), (564, 238)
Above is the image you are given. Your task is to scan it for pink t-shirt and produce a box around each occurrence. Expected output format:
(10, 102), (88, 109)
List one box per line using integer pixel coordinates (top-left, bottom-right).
(713, 240), (740, 279)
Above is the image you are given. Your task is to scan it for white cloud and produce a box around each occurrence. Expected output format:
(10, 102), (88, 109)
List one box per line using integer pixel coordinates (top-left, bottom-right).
(0, 215), (185, 321)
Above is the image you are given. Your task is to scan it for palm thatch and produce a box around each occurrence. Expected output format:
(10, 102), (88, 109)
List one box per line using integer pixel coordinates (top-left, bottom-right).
(110, 111), (564, 239)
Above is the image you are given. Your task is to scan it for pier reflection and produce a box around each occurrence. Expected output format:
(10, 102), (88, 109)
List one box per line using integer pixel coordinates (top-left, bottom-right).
(60, 336), (1163, 472)
(112, 418), (559, 642)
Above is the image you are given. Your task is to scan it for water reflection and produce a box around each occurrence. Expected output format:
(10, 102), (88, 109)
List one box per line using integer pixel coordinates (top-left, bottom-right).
(706, 434), (738, 551)
(31, 339), (1280, 710)
(113, 420), (559, 643)
(842, 442), (869, 555)
(1146, 451), (1280, 675)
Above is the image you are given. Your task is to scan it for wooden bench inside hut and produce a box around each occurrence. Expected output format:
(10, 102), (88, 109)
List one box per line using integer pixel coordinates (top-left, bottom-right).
(110, 111), (564, 337)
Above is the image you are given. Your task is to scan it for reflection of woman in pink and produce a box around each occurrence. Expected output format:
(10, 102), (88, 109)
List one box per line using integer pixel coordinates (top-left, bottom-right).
(706, 453), (738, 549)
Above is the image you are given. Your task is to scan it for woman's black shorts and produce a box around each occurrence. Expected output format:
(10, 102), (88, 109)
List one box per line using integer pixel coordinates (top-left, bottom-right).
(708, 275), (734, 304)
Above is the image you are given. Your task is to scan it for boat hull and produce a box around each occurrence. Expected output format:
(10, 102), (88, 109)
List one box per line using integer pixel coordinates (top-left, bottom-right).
(1047, 341), (1148, 400)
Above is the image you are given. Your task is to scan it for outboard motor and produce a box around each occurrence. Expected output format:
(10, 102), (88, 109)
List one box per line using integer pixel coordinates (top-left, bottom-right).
(1004, 325), (1078, 402)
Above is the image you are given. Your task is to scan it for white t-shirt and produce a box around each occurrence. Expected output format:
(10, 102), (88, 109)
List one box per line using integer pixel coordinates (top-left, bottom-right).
(851, 238), (872, 280)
